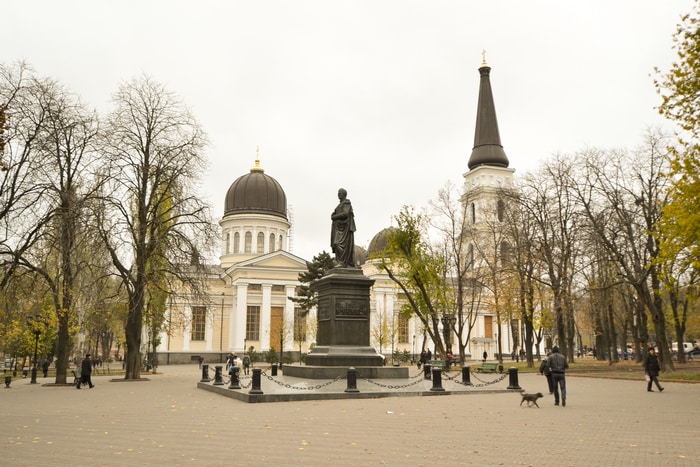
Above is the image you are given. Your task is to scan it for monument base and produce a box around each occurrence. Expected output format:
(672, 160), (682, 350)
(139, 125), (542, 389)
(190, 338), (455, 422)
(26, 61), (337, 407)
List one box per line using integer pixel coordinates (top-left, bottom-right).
(305, 345), (384, 367)
(284, 345), (408, 379)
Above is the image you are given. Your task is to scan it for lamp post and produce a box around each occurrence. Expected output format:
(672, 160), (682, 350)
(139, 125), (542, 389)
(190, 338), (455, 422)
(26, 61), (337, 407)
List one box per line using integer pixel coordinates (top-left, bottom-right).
(412, 334), (416, 364)
(26, 314), (47, 384)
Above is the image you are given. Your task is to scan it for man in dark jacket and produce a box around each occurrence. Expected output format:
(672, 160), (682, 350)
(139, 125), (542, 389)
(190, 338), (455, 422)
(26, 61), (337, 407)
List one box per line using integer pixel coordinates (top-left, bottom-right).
(643, 347), (664, 392)
(77, 353), (94, 389)
(547, 346), (568, 406)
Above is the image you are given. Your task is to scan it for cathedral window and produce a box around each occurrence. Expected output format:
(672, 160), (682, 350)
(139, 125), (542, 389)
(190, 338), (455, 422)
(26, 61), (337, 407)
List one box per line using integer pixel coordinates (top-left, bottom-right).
(398, 313), (409, 344)
(270, 233), (276, 252)
(497, 200), (505, 222)
(244, 232), (252, 253)
(225, 233), (230, 254)
(246, 305), (260, 341)
(234, 232), (240, 253)
(278, 234), (283, 250)
(500, 241), (512, 267)
(471, 202), (476, 223)
(257, 232), (264, 253)
(191, 306), (206, 341)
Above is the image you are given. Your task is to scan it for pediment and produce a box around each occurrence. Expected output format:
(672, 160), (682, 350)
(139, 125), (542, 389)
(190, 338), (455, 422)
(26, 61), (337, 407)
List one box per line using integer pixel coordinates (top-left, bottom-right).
(221, 250), (308, 279)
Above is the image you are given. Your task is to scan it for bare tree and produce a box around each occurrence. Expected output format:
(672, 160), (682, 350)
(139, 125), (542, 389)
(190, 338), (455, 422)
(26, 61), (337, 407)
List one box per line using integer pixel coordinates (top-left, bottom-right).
(429, 182), (484, 365)
(518, 157), (580, 361)
(1, 64), (103, 383)
(570, 131), (674, 369)
(97, 76), (216, 379)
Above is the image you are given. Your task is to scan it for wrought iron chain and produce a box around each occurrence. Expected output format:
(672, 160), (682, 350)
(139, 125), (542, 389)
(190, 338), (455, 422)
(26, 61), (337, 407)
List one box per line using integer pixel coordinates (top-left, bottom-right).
(467, 372), (508, 386)
(259, 370), (342, 391)
(362, 377), (426, 389)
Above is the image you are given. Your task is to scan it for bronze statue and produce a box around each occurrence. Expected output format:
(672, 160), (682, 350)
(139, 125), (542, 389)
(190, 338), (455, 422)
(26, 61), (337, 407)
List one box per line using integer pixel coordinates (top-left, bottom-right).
(330, 188), (355, 268)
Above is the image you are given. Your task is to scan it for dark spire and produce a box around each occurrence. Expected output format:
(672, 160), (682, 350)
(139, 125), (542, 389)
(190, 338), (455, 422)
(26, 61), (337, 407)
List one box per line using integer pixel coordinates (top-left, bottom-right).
(468, 60), (509, 170)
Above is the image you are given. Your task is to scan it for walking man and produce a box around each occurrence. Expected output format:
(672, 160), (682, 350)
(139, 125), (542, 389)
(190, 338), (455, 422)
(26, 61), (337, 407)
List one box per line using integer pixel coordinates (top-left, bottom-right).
(547, 346), (568, 406)
(77, 353), (94, 389)
(644, 347), (664, 392)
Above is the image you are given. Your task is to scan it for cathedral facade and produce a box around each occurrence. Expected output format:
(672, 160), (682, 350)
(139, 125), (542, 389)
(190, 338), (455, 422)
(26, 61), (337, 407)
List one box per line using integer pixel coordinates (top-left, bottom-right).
(155, 62), (539, 365)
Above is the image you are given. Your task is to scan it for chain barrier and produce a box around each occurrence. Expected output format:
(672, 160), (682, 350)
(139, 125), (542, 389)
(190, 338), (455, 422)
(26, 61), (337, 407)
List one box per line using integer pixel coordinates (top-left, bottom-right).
(462, 371), (508, 387)
(259, 369), (342, 391)
(238, 375), (253, 389)
(362, 376), (426, 389)
(204, 366), (508, 391)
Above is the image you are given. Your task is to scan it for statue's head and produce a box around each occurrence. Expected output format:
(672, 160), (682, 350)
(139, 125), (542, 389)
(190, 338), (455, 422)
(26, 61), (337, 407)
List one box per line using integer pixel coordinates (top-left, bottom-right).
(338, 188), (347, 199)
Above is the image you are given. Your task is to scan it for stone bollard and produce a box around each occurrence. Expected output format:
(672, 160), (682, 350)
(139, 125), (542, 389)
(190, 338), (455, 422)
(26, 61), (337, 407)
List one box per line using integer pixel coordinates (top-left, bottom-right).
(424, 363), (432, 380)
(507, 367), (521, 390)
(249, 367), (263, 395)
(271, 363), (278, 376)
(462, 365), (472, 385)
(200, 364), (210, 382)
(345, 367), (359, 393)
(228, 366), (241, 390)
(213, 365), (224, 385)
(430, 367), (445, 391)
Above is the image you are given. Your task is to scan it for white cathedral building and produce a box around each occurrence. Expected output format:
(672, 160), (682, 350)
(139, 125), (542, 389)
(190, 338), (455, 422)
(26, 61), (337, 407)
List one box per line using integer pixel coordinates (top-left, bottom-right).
(156, 61), (539, 365)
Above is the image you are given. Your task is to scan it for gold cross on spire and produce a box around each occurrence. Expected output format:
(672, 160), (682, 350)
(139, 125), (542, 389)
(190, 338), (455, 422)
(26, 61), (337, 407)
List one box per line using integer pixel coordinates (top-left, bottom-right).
(481, 49), (488, 67)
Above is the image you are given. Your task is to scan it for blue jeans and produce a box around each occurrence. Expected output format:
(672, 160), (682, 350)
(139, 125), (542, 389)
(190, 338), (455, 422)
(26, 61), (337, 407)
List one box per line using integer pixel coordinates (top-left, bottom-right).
(552, 372), (566, 403)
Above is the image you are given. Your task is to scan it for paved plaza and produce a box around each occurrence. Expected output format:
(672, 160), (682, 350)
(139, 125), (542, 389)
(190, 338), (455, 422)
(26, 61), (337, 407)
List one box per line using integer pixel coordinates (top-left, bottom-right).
(1, 364), (698, 466)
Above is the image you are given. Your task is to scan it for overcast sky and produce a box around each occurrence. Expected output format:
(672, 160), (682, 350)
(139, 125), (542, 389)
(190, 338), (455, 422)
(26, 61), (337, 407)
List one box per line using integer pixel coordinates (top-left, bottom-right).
(1, 1), (693, 262)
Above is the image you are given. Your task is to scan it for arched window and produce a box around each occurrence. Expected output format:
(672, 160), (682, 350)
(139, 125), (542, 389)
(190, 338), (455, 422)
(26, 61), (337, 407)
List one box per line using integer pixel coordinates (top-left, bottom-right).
(233, 232), (240, 253)
(244, 232), (252, 253)
(269, 233), (276, 252)
(225, 233), (230, 254)
(471, 202), (476, 223)
(278, 235), (283, 250)
(500, 241), (511, 267)
(257, 232), (264, 253)
(497, 200), (505, 222)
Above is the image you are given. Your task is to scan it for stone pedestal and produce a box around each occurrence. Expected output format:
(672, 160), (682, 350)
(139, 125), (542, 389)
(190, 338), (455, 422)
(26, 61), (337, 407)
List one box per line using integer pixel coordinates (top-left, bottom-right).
(304, 267), (385, 368)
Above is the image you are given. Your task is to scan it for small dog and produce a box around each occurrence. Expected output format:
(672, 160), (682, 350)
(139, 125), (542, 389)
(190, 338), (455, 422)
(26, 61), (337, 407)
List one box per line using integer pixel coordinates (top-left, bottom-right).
(519, 391), (544, 408)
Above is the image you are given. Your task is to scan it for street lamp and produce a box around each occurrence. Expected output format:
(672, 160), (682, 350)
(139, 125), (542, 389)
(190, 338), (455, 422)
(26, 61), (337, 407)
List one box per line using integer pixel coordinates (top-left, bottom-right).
(26, 314), (47, 384)
(412, 334), (416, 364)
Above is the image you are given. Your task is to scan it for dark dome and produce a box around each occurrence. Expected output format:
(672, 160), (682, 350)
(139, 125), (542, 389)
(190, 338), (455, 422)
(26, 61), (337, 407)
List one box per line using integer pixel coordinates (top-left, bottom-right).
(224, 162), (287, 219)
(368, 227), (397, 255)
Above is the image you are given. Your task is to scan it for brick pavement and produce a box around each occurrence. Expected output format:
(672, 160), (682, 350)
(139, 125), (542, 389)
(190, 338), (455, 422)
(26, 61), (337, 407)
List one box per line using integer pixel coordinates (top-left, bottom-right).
(1, 364), (698, 466)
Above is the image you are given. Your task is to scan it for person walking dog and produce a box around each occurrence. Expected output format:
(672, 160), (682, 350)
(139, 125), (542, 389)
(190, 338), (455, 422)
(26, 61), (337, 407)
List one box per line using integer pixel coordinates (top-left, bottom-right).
(547, 346), (568, 406)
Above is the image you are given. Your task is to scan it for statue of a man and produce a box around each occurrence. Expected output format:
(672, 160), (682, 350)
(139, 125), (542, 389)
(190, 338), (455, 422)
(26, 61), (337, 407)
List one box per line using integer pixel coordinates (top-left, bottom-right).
(330, 188), (356, 268)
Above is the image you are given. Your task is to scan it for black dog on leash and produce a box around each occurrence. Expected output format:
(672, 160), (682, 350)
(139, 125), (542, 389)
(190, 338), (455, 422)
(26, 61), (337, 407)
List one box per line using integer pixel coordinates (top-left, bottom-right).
(519, 391), (544, 407)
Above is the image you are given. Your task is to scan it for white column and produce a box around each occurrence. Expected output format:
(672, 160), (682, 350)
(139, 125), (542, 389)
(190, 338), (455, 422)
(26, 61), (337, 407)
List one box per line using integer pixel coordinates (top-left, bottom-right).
(285, 285), (296, 349)
(157, 330), (168, 351)
(232, 283), (248, 352)
(261, 284), (272, 350)
(373, 289), (385, 349)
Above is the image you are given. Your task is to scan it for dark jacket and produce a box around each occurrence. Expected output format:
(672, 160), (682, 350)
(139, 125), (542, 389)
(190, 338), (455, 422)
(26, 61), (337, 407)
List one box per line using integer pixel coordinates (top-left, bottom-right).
(539, 358), (550, 375)
(81, 357), (92, 376)
(644, 352), (660, 376)
(547, 352), (568, 373)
